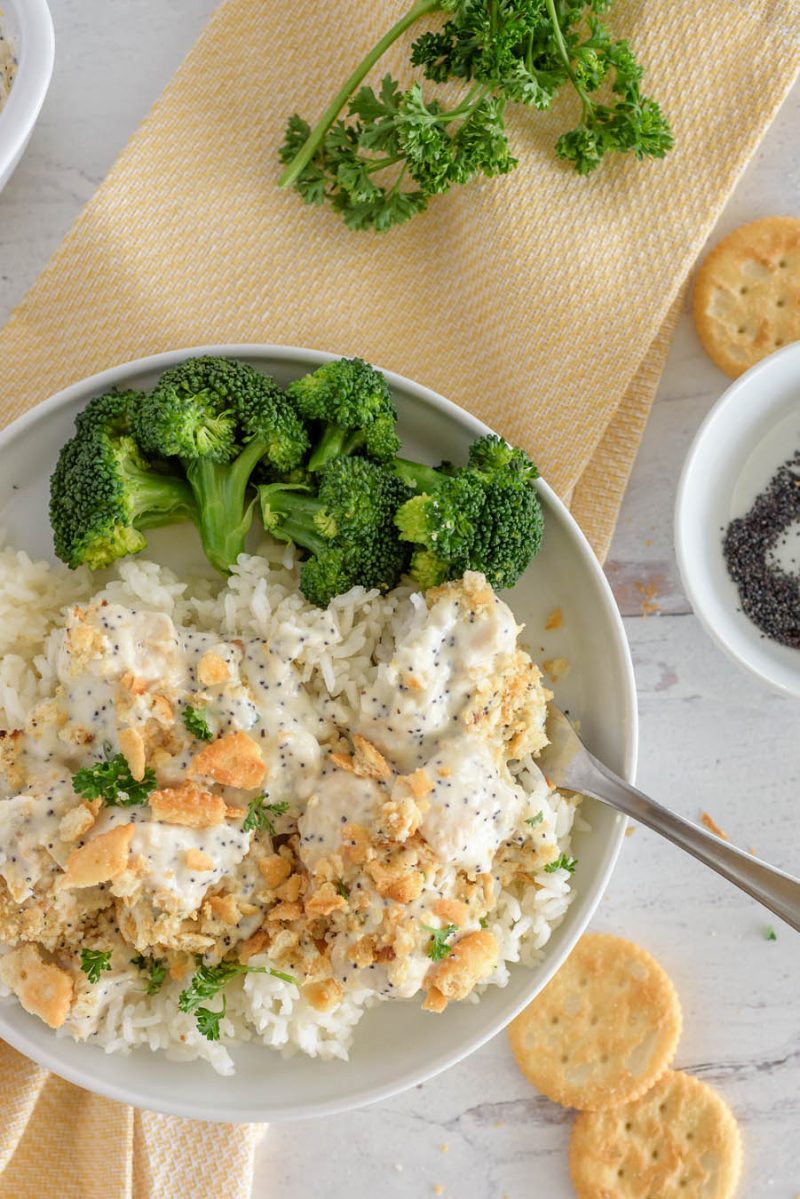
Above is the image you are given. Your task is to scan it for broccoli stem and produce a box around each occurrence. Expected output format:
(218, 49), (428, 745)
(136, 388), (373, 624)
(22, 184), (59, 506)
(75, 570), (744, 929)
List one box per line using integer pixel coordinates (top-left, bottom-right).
(277, 0), (442, 189)
(392, 458), (448, 493)
(184, 437), (267, 573)
(124, 466), (197, 531)
(308, 424), (369, 473)
(258, 486), (330, 556)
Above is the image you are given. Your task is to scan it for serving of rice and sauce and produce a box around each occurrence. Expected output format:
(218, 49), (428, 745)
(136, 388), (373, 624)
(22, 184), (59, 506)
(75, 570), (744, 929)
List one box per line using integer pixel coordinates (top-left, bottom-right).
(0, 541), (582, 1075)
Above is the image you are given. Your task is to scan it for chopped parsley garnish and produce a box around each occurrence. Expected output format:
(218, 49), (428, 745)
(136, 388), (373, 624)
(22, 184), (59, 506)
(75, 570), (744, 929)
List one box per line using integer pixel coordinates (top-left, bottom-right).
(242, 795), (290, 835)
(72, 745), (155, 807)
(80, 948), (112, 984)
(525, 811), (544, 828)
(196, 999), (227, 1041)
(479, 916), (489, 930)
(336, 879), (350, 899)
(179, 960), (298, 1041)
(131, 954), (168, 995)
(183, 704), (213, 741)
(764, 925), (778, 942)
(544, 854), (578, 874)
(422, 923), (458, 962)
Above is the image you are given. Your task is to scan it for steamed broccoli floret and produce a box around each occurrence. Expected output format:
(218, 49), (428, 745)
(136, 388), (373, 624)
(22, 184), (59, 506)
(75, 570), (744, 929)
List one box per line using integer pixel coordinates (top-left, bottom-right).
(133, 356), (309, 572)
(286, 357), (400, 472)
(73, 388), (143, 438)
(50, 396), (197, 570)
(257, 457), (411, 606)
(393, 435), (544, 590)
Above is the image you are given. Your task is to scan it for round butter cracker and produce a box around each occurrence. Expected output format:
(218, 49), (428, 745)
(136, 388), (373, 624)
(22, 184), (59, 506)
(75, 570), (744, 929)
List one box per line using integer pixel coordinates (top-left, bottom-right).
(507, 933), (681, 1110)
(693, 215), (800, 377)
(569, 1069), (743, 1199)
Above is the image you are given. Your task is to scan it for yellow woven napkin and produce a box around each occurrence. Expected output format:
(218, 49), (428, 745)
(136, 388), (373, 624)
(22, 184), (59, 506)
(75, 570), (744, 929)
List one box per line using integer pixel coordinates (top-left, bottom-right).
(0, 0), (797, 1193)
(0, 1044), (262, 1199)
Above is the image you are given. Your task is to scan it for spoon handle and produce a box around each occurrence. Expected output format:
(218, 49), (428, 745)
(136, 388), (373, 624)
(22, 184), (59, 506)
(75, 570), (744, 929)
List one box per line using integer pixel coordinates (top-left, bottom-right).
(584, 753), (800, 933)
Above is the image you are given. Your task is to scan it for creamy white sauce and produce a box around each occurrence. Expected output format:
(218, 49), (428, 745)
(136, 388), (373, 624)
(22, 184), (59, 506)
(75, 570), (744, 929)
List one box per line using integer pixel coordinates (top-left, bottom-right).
(0, 793), (66, 901)
(358, 588), (520, 771)
(419, 736), (527, 873)
(0, 27), (16, 113)
(95, 807), (252, 916)
(298, 767), (384, 866)
(240, 642), (325, 798)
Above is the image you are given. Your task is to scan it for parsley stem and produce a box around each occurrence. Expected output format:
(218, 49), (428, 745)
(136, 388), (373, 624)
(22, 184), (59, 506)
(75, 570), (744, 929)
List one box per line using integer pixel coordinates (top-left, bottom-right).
(365, 154), (405, 174)
(388, 162), (408, 198)
(437, 83), (490, 123)
(278, 0), (442, 189)
(543, 0), (593, 118)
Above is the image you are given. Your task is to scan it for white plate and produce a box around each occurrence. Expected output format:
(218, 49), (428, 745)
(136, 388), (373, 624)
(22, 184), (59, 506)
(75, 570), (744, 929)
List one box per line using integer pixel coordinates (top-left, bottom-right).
(675, 341), (800, 698)
(0, 345), (637, 1122)
(0, 0), (54, 192)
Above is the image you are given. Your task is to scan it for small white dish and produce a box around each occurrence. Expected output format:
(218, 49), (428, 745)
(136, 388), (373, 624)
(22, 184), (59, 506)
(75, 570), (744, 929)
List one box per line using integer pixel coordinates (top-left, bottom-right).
(0, 0), (54, 192)
(675, 341), (800, 698)
(0, 345), (637, 1121)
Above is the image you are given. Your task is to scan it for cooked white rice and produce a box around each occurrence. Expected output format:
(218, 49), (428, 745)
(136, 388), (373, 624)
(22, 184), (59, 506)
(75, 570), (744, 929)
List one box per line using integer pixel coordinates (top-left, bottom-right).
(0, 537), (579, 1074)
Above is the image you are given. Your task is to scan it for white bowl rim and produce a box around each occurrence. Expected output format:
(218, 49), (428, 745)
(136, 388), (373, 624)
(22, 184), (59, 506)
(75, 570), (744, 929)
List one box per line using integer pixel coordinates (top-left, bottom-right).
(0, 0), (54, 175)
(674, 341), (800, 699)
(0, 343), (638, 1120)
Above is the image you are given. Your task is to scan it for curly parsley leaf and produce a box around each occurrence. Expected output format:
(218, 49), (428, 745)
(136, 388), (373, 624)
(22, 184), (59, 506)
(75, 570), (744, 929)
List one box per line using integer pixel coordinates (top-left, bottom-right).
(525, 811), (544, 828)
(196, 999), (226, 1041)
(242, 796), (290, 835)
(183, 705), (213, 741)
(179, 961), (298, 1039)
(278, 0), (671, 231)
(72, 748), (156, 807)
(131, 954), (168, 995)
(544, 854), (578, 874)
(80, 948), (113, 984)
(423, 922), (458, 961)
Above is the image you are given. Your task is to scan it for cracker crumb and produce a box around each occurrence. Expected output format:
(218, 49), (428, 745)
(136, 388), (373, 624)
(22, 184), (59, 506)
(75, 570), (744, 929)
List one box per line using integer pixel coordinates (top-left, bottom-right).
(197, 650), (231, 686)
(544, 607), (563, 630)
(190, 731), (265, 789)
(700, 811), (728, 840)
(150, 783), (226, 828)
(542, 657), (570, 683)
(634, 579), (660, 617)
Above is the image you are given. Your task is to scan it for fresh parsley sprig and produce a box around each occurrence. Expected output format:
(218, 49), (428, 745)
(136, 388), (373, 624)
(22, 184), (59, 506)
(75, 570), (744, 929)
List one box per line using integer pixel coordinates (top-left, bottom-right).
(179, 960), (298, 1041)
(183, 705), (213, 741)
(72, 744), (156, 807)
(544, 853), (578, 874)
(242, 795), (290, 835)
(131, 954), (168, 995)
(279, 0), (672, 231)
(80, 948), (113, 984)
(423, 922), (458, 961)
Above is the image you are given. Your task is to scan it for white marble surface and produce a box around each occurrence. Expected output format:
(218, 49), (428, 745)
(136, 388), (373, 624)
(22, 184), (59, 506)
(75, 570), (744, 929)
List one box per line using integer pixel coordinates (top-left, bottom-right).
(0, 4), (798, 1196)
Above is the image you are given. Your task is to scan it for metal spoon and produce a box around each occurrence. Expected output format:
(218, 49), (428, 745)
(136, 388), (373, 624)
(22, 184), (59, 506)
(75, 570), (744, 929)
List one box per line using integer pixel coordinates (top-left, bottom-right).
(538, 705), (800, 932)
